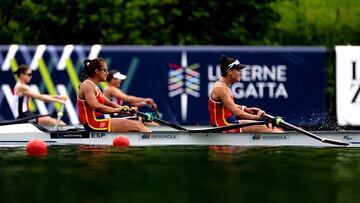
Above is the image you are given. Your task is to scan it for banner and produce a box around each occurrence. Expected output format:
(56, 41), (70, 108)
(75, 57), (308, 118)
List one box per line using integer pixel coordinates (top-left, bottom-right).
(0, 45), (327, 126)
(336, 46), (360, 126)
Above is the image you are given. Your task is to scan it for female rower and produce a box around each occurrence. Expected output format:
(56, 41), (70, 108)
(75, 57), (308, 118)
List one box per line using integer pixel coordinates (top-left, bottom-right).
(208, 55), (283, 133)
(12, 65), (67, 126)
(104, 70), (157, 110)
(77, 58), (148, 132)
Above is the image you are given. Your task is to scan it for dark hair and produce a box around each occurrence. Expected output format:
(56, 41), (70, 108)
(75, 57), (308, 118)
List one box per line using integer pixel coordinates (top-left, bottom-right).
(13, 65), (30, 77)
(219, 55), (237, 76)
(106, 70), (118, 82)
(79, 58), (106, 83)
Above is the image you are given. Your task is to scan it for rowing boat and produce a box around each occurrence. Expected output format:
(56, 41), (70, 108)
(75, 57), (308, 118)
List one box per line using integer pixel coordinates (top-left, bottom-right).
(0, 123), (358, 147)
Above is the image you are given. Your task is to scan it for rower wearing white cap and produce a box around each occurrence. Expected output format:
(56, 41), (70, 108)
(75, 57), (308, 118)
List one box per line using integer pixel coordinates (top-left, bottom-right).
(104, 70), (158, 110)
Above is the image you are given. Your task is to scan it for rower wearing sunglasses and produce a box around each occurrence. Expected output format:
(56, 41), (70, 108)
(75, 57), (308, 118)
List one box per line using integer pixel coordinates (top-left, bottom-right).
(77, 58), (148, 132)
(12, 65), (67, 125)
(208, 55), (283, 133)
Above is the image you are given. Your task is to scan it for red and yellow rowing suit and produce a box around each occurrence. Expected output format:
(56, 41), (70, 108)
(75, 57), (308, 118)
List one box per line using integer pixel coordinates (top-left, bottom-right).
(208, 96), (241, 133)
(77, 87), (110, 132)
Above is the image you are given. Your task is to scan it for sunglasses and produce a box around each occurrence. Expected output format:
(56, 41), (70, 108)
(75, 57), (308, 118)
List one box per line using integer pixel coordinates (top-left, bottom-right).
(98, 68), (109, 73)
(23, 73), (32, 76)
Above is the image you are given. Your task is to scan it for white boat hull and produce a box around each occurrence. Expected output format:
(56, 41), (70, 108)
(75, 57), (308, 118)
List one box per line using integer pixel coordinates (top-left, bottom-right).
(0, 123), (359, 147)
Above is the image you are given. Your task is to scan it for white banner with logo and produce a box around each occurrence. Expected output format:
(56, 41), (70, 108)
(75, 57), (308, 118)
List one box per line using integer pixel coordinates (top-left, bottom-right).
(336, 46), (360, 125)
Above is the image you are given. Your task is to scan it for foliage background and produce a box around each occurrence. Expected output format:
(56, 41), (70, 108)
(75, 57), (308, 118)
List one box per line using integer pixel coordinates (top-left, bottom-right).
(1, 0), (359, 46)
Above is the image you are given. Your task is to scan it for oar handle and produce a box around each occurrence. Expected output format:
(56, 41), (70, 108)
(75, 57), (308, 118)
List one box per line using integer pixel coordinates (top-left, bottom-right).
(53, 104), (65, 130)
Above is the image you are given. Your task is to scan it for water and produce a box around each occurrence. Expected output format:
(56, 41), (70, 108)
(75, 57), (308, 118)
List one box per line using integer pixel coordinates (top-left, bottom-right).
(1, 146), (360, 203)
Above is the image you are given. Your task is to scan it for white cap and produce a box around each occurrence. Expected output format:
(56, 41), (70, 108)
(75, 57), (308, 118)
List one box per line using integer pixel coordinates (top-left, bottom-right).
(113, 72), (127, 80)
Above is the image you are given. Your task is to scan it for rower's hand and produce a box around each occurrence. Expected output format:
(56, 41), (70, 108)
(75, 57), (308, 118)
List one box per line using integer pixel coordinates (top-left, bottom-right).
(117, 105), (130, 113)
(129, 106), (138, 114)
(58, 98), (67, 105)
(146, 98), (157, 110)
(59, 95), (67, 101)
(55, 95), (67, 104)
(246, 107), (265, 119)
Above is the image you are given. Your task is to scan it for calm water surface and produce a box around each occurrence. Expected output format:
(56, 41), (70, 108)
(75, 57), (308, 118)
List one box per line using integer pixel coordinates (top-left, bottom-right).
(0, 146), (360, 203)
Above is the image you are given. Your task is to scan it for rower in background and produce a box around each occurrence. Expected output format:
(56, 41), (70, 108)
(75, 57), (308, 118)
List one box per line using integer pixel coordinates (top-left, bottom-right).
(12, 65), (67, 126)
(208, 55), (283, 133)
(77, 58), (148, 132)
(104, 70), (158, 110)
(103, 70), (159, 126)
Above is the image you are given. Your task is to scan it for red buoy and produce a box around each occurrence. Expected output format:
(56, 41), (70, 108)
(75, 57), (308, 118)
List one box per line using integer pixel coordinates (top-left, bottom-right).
(113, 135), (130, 147)
(26, 139), (48, 156)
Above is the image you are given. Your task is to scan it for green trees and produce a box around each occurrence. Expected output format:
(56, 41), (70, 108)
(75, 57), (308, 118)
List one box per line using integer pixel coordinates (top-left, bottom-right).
(1, 0), (359, 46)
(271, 0), (360, 47)
(0, 0), (279, 45)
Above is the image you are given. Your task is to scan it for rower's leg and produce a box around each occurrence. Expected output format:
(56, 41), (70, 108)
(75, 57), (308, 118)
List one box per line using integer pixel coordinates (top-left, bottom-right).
(110, 118), (149, 132)
(145, 121), (160, 127)
(240, 120), (284, 133)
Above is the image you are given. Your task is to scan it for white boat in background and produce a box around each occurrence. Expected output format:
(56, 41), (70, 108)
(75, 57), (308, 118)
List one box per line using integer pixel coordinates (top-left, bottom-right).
(0, 123), (359, 147)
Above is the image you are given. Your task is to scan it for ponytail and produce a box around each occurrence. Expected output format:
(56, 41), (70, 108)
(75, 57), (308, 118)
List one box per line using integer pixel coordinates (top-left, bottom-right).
(78, 58), (106, 88)
(79, 59), (91, 84)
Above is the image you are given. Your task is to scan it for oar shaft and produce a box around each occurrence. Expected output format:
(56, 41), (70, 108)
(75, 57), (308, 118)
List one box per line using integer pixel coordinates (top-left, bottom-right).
(0, 114), (50, 126)
(279, 118), (323, 142)
(263, 114), (322, 141)
(136, 111), (188, 131)
(153, 117), (187, 131)
(263, 113), (349, 146)
(188, 121), (267, 133)
(263, 114), (323, 141)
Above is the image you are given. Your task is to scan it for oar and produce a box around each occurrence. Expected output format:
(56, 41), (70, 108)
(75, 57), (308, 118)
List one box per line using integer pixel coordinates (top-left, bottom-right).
(0, 114), (50, 126)
(136, 111), (188, 131)
(53, 104), (65, 130)
(136, 111), (268, 132)
(262, 113), (349, 146)
(188, 121), (267, 133)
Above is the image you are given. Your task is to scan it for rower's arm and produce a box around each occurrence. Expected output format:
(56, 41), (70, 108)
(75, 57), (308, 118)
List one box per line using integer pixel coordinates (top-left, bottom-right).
(235, 104), (247, 110)
(131, 98), (157, 109)
(83, 84), (119, 114)
(103, 96), (120, 108)
(217, 86), (259, 120)
(21, 85), (66, 104)
(111, 88), (157, 109)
